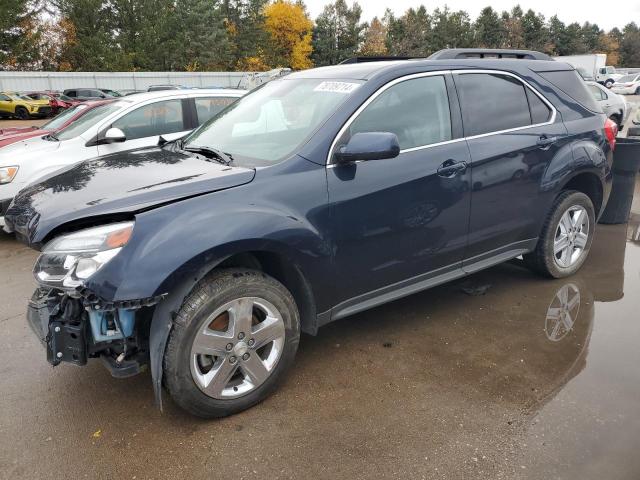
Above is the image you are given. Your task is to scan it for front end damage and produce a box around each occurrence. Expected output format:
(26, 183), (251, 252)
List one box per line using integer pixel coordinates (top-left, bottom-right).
(27, 220), (166, 378)
(28, 287), (165, 377)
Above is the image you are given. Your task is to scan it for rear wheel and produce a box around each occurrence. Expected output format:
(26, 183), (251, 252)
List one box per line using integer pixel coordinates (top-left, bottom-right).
(15, 107), (29, 120)
(523, 191), (595, 278)
(164, 268), (300, 418)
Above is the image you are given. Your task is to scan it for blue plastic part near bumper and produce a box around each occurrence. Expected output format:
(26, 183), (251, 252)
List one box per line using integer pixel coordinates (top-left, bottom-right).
(88, 309), (135, 342)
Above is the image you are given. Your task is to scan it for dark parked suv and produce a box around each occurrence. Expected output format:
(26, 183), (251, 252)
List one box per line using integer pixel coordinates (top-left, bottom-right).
(5, 49), (615, 418)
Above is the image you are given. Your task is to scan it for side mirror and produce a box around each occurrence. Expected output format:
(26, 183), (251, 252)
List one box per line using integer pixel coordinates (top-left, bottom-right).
(101, 127), (126, 144)
(334, 132), (400, 163)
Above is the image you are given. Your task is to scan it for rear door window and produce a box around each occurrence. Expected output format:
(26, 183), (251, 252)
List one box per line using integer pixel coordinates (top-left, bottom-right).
(338, 75), (452, 151)
(194, 97), (238, 124)
(455, 73), (533, 136)
(526, 88), (552, 124)
(587, 84), (606, 101)
(112, 99), (185, 140)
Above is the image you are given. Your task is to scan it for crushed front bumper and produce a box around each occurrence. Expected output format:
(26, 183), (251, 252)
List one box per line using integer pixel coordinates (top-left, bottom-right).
(27, 290), (88, 366)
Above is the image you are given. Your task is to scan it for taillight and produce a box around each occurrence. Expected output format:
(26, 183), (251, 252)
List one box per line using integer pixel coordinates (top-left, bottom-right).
(604, 118), (617, 151)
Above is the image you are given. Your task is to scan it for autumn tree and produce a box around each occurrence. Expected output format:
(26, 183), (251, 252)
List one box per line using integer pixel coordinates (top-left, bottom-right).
(359, 16), (386, 56)
(264, 0), (313, 69)
(501, 6), (524, 48)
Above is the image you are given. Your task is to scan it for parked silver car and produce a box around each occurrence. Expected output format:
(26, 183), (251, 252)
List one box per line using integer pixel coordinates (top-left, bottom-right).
(586, 81), (630, 129)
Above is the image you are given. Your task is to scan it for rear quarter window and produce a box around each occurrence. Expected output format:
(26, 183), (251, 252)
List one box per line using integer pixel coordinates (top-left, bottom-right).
(538, 70), (602, 113)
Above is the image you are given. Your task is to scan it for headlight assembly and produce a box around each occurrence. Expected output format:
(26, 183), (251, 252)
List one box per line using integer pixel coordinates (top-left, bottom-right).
(34, 221), (134, 289)
(0, 166), (19, 184)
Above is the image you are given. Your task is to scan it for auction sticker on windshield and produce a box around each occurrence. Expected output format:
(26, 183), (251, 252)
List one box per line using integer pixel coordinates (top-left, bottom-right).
(313, 81), (361, 94)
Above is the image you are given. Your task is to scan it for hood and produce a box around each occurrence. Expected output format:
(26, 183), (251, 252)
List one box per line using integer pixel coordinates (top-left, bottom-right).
(5, 146), (255, 246)
(0, 135), (61, 158)
(0, 126), (40, 136)
(0, 129), (47, 148)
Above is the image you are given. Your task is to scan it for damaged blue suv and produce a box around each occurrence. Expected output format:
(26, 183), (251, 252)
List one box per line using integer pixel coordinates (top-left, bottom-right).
(5, 49), (615, 418)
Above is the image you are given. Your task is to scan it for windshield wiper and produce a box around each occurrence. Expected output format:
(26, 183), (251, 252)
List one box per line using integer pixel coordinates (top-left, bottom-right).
(44, 132), (59, 141)
(183, 145), (234, 166)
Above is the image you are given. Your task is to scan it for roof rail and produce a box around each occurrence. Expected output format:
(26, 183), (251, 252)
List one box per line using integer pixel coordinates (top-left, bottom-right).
(428, 48), (552, 61)
(339, 56), (419, 64)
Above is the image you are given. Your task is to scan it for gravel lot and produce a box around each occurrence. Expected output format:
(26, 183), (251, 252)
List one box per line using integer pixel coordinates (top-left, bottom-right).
(1, 96), (640, 479)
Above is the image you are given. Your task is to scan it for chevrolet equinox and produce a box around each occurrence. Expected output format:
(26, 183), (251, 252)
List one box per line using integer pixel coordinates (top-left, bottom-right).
(5, 49), (616, 418)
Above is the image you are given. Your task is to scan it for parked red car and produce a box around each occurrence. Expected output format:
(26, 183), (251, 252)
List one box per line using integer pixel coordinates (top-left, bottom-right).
(0, 100), (114, 148)
(25, 91), (83, 115)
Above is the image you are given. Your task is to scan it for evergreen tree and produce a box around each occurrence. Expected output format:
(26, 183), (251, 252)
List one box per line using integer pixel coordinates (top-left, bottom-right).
(521, 9), (547, 51)
(619, 22), (640, 67)
(384, 6), (430, 56)
(474, 7), (502, 48)
(0, 0), (45, 69)
(311, 0), (366, 66)
(430, 7), (473, 51)
(53, 0), (125, 70)
(222, 0), (270, 70)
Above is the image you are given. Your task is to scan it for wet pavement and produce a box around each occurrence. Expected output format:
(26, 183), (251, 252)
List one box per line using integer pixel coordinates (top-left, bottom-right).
(0, 181), (638, 479)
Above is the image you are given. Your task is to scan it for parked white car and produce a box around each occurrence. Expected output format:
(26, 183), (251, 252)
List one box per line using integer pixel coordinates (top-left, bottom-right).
(0, 89), (244, 226)
(585, 81), (630, 129)
(610, 74), (640, 95)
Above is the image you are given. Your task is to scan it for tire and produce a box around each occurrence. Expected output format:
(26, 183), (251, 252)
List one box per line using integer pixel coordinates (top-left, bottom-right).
(605, 79), (614, 88)
(635, 86), (640, 95)
(523, 191), (595, 278)
(609, 114), (621, 129)
(15, 106), (29, 120)
(164, 268), (300, 418)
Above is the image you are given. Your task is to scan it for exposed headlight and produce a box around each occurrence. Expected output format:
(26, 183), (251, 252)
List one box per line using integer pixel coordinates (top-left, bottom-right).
(34, 221), (134, 289)
(0, 166), (19, 184)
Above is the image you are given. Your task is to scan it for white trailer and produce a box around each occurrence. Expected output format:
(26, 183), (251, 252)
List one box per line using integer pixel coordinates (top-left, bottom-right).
(553, 54), (623, 87)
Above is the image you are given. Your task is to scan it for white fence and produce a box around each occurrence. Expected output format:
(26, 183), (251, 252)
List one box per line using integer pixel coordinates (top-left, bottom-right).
(0, 71), (251, 91)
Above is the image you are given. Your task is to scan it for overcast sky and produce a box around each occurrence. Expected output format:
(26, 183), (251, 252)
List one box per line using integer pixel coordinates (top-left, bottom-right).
(303, 0), (639, 31)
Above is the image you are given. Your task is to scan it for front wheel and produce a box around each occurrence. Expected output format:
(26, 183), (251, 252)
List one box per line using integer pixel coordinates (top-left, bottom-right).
(605, 79), (614, 88)
(523, 191), (595, 278)
(164, 268), (300, 418)
(15, 107), (29, 120)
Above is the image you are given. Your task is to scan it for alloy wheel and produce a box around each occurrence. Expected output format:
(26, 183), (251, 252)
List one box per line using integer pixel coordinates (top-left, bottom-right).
(545, 283), (580, 342)
(553, 205), (589, 268)
(190, 297), (286, 399)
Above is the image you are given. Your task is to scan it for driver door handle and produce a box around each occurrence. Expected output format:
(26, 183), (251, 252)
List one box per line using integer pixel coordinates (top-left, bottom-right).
(437, 160), (467, 178)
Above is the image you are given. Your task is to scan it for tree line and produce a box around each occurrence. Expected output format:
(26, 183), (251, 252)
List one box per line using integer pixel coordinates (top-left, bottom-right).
(2, 0), (639, 72)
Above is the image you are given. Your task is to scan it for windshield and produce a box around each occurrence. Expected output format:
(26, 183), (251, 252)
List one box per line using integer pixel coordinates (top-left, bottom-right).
(12, 94), (35, 101)
(55, 102), (127, 141)
(618, 74), (639, 83)
(41, 105), (88, 130)
(184, 78), (363, 166)
(57, 94), (74, 101)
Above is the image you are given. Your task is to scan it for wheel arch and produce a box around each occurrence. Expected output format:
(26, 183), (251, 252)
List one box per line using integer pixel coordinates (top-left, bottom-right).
(147, 244), (320, 410)
(559, 171), (605, 216)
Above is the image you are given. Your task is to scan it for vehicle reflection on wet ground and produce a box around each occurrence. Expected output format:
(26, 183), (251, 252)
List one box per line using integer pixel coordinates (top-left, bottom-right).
(1, 183), (639, 479)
